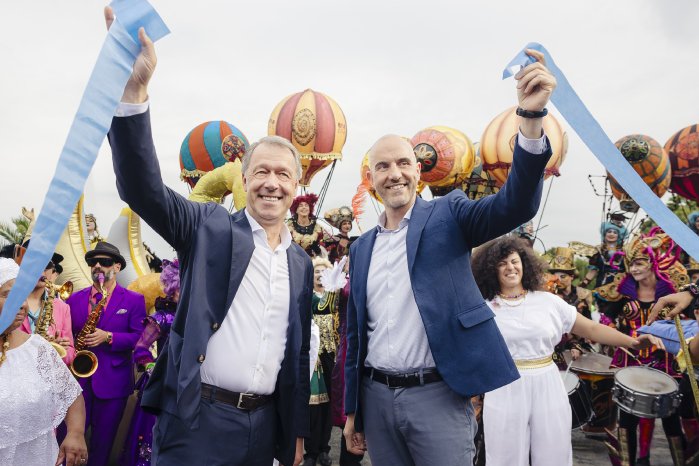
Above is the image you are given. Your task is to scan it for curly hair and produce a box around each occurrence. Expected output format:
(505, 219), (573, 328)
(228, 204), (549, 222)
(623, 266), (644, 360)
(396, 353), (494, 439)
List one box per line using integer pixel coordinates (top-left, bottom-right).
(159, 259), (180, 299)
(471, 236), (548, 300)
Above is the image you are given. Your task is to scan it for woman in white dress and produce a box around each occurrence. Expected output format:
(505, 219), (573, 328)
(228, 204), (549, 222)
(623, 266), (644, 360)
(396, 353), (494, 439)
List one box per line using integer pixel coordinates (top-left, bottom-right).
(471, 237), (662, 466)
(0, 258), (88, 466)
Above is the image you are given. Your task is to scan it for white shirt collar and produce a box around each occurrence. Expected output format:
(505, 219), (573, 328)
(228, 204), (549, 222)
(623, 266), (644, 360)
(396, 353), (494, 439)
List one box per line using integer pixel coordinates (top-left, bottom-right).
(244, 209), (292, 251)
(376, 203), (415, 233)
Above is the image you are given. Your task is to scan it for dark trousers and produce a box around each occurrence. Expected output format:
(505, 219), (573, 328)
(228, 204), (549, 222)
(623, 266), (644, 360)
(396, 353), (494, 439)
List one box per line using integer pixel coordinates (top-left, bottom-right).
(152, 398), (276, 465)
(306, 352), (335, 459)
(83, 379), (129, 466)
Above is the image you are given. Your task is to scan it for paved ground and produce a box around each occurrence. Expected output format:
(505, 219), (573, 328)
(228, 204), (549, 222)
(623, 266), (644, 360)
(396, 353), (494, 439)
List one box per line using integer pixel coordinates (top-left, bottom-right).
(326, 420), (674, 465)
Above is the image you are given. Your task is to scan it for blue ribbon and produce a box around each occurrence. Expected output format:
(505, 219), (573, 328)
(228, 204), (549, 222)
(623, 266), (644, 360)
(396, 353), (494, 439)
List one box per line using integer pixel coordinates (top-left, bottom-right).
(638, 319), (698, 355)
(0, 0), (169, 333)
(503, 43), (699, 261)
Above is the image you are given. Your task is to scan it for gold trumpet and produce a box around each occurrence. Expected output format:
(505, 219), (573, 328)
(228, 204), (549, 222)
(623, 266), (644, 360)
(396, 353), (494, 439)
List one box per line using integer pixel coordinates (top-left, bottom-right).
(71, 277), (109, 378)
(36, 280), (72, 359)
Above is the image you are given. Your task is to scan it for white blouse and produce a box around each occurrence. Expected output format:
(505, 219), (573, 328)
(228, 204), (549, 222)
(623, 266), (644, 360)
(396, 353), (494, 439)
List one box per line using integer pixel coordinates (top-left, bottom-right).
(0, 335), (82, 466)
(486, 291), (578, 360)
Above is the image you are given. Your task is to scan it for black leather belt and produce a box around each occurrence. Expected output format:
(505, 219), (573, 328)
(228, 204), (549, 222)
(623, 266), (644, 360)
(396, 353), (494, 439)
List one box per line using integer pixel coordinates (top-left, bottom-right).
(201, 383), (273, 411)
(364, 367), (442, 388)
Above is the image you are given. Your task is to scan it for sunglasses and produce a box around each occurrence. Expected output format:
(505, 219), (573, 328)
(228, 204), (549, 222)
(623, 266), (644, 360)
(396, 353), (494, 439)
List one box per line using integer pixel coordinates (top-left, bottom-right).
(86, 257), (115, 267)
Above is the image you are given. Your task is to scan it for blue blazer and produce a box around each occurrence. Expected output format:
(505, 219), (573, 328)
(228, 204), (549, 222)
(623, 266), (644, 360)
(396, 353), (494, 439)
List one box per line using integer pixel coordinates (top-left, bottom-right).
(108, 111), (313, 466)
(345, 140), (552, 431)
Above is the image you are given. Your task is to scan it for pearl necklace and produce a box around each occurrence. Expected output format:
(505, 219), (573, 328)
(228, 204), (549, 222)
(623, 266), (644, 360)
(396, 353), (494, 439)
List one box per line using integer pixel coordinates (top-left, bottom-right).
(497, 290), (527, 307)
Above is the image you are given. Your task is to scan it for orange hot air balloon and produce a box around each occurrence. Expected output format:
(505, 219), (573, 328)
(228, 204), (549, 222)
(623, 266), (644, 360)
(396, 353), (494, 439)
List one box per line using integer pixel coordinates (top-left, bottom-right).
(608, 134), (671, 212)
(410, 126), (476, 189)
(480, 106), (568, 187)
(665, 124), (699, 202)
(268, 89), (347, 186)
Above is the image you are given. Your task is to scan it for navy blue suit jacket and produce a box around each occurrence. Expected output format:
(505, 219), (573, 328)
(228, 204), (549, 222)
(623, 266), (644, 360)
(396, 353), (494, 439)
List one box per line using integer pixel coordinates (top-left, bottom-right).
(345, 139), (552, 431)
(108, 111), (312, 466)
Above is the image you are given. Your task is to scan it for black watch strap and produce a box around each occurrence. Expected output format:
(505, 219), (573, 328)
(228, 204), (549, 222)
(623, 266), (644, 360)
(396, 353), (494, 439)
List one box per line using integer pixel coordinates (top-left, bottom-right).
(516, 107), (548, 118)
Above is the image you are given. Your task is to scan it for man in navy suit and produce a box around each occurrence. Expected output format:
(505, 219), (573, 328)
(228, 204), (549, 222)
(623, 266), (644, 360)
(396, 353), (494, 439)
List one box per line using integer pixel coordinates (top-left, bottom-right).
(343, 49), (557, 465)
(104, 8), (312, 466)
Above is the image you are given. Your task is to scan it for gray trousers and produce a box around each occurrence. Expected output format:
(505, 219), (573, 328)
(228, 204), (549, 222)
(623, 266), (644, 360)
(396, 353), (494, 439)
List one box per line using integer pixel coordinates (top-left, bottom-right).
(151, 398), (276, 466)
(361, 376), (476, 466)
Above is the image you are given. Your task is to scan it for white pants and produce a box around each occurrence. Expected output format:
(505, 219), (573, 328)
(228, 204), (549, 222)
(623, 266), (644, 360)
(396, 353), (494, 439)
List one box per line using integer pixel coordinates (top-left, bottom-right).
(483, 364), (572, 466)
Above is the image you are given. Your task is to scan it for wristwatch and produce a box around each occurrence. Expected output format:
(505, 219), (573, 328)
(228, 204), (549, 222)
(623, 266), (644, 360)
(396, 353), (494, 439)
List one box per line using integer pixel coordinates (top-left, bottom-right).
(680, 282), (699, 309)
(106, 332), (113, 345)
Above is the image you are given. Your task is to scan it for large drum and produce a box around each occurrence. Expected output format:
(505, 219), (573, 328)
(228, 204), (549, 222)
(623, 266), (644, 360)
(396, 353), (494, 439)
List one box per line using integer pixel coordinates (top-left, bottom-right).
(568, 351), (619, 430)
(613, 366), (682, 418)
(560, 371), (592, 429)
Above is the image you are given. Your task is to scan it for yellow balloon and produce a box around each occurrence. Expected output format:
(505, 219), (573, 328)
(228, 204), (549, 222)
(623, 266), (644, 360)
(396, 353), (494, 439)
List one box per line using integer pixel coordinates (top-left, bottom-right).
(188, 161), (246, 210)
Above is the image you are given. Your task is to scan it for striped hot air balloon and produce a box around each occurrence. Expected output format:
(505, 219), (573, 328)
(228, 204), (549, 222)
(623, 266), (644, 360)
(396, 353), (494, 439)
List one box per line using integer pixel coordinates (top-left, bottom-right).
(179, 120), (249, 188)
(480, 106), (568, 187)
(608, 134), (671, 211)
(665, 124), (699, 202)
(268, 89), (347, 186)
(410, 126), (476, 194)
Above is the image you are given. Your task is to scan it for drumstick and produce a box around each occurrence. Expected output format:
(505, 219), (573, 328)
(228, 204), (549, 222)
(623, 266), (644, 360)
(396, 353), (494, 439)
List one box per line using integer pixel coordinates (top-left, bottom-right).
(618, 347), (651, 367)
(674, 315), (699, 417)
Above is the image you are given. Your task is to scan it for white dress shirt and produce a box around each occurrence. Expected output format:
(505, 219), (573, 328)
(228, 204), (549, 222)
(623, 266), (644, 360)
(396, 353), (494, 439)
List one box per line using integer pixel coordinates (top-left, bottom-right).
(199, 210), (292, 395)
(364, 132), (547, 373)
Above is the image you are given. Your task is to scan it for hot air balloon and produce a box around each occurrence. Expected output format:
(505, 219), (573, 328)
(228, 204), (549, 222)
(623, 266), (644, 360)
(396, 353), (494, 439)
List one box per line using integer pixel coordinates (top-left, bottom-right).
(608, 134), (671, 212)
(665, 124), (699, 202)
(480, 106), (568, 187)
(268, 89), (347, 187)
(410, 126), (476, 194)
(179, 120), (249, 188)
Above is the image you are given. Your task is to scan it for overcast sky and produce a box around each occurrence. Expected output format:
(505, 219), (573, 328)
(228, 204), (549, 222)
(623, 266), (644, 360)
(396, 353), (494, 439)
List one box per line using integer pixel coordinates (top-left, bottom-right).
(2, 1), (698, 260)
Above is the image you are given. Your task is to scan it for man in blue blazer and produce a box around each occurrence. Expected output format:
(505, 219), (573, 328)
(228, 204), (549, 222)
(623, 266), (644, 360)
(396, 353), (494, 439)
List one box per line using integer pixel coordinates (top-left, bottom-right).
(105, 9), (312, 466)
(343, 49), (557, 465)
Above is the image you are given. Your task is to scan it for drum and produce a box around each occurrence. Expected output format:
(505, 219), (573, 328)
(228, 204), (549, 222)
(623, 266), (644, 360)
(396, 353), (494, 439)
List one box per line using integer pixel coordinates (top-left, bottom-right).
(613, 366), (682, 418)
(568, 351), (619, 430)
(560, 371), (592, 429)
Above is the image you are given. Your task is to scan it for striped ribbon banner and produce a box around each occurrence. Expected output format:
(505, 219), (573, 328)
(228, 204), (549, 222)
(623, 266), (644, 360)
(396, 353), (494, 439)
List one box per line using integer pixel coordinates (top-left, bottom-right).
(503, 43), (699, 261)
(0, 0), (169, 332)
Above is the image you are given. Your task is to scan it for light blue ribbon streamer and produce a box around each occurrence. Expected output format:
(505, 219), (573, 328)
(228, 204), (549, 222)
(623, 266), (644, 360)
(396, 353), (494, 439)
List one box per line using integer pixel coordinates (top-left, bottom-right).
(0, 0), (169, 333)
(638, 319), (698, 355)
(503, 43), (699, 261)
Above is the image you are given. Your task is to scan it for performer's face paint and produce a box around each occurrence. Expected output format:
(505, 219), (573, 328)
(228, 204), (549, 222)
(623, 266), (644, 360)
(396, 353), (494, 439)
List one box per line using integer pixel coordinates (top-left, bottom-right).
(367, 136), (420, 211)
(496, 251), (523, 290)
(629, 258), (652, 282)
(553, 271), (573, 289)
(243, 143), (298, 228)
(604, 228), (619, 244)
(0, 279), (28, 335)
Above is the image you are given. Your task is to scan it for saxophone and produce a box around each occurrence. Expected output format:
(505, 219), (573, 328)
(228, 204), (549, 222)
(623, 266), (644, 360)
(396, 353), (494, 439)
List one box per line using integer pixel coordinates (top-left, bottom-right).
(36, 280), (72, 359)
(70, 274), (109, 378)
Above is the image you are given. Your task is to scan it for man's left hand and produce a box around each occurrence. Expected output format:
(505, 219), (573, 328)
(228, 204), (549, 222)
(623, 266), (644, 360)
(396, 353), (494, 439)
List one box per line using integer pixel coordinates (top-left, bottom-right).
(281, 437), (304, 466)
(84, 329), (109, 347)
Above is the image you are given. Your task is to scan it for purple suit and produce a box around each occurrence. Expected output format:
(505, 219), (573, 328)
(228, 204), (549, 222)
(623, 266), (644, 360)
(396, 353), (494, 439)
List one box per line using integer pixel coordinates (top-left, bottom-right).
(67, 283), (146, 466)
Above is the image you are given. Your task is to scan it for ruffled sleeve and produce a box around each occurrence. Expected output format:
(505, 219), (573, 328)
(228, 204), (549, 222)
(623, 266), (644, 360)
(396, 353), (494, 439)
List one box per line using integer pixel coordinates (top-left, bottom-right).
(36, 341), (82, 428)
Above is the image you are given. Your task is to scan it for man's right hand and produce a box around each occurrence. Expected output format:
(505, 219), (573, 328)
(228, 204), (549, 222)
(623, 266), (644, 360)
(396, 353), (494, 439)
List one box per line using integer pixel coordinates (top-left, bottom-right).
(104, 6), (156, 103)
(343, 414), (367, 455)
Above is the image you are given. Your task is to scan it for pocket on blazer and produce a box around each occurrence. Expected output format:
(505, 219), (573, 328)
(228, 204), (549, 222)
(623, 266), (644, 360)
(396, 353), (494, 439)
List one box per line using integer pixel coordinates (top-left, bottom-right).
(456, 304), (495, 328)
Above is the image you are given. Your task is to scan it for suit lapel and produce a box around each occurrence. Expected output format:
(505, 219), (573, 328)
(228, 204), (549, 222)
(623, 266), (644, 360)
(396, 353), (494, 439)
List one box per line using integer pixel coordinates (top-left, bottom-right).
(406, 197), (432, 273)
(223, 210), (255, 320)
(352, 230), (378, 317)
(286, 248), (304, 332)
(100, 285), (125, 327)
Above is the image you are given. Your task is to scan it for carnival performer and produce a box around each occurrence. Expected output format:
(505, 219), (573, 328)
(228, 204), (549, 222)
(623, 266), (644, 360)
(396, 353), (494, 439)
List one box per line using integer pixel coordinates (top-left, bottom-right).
(687, 257), (699, 285)
(105, 8), (312, 465)
(288, 193), (329, 257)
(304, 257), (344, 466)
(323, 206), (358, 264)
(344, 49), (557, 464)
(120, 259), (179, 466)
(581, 218), (628, 289)
(470, 236), (661, 466)
(85, 213), (106, 248)
(597, 229), (688, 465)
(0, 258), (88, 466)
(17, 240), (75, 364)
(548, 246), (594, 368)
(66, 242), (146, 466)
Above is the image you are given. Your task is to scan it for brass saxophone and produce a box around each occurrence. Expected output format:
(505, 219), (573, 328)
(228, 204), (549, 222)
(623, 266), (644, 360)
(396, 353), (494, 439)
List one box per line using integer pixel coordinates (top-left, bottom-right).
(71, 275), (109, 378)
(36, 280), (72, 359)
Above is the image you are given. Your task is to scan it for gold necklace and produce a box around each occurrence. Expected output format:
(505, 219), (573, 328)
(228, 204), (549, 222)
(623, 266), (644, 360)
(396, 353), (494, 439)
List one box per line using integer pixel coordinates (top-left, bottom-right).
(498, 289), (527, 300)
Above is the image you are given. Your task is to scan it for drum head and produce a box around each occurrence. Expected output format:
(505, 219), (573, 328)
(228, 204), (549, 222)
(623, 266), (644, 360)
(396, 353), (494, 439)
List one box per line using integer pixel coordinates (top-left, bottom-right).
(570, 352), (615, 375)
(615, 367), (678, 395)
(559, 371), (580, 394)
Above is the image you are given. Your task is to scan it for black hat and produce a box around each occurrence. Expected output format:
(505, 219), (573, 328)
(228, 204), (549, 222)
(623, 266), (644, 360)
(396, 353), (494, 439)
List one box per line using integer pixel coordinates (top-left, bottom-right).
(85, 241), (126, 269)
(20, 239), (64, 274)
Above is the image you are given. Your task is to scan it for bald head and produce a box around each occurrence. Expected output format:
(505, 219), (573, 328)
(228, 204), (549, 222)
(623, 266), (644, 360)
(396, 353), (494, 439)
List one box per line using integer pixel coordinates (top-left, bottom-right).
(367, 134), (416, 170)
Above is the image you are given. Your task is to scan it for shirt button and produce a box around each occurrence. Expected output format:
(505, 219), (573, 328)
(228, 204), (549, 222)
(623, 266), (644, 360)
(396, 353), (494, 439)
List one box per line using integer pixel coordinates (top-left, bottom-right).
(197, 354), (205, 363)
(211, 322), (220, 331)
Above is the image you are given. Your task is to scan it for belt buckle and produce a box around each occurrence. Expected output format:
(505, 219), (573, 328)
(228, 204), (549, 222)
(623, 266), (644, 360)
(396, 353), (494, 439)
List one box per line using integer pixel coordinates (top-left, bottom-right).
(386, 374), (405, 389)
(237, 392), (253, 410)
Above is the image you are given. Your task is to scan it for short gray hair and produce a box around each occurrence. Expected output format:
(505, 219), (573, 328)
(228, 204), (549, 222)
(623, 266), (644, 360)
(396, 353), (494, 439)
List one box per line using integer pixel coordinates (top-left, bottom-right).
(242, 135), (303, 180)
